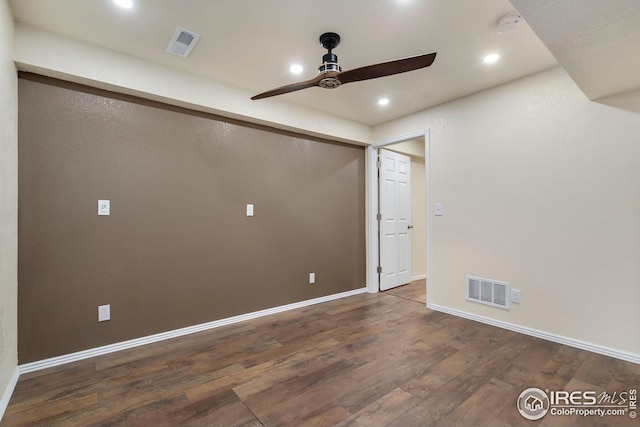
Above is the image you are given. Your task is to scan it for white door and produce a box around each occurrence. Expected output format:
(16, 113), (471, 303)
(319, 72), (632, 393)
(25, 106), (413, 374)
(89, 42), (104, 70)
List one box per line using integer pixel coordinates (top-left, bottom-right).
(379, 148), (412, 291)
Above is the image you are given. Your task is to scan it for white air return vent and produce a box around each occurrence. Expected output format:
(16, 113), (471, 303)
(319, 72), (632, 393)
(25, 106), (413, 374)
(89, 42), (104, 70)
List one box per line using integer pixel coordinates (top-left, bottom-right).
(166, 26), (200, 57)
(466, 275), (510, 309)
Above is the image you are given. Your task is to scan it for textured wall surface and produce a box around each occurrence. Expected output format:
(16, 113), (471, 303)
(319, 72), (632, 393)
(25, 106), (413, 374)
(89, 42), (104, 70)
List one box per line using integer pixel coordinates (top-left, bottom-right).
(18, 74), (366, 363)
(0, 0), (18, 410)
(374, 67), (640, 355)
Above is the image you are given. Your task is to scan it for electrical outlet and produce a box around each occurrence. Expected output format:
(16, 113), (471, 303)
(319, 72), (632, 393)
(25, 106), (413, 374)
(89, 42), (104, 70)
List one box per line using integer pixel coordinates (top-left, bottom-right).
(309, 273), (315, 284)
(511, 289), (521, 304)
(98, 304), (111, 322)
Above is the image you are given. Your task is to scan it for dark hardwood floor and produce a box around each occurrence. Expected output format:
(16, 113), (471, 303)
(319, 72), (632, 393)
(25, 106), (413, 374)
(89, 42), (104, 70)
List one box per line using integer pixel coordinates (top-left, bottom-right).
(3, 280), (638, 426)
(383, 279), (426, 304)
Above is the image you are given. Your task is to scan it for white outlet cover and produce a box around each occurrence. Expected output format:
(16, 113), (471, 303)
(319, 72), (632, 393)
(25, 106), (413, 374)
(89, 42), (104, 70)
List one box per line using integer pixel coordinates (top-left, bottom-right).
(511, 289), (521, 304)
(98, 304), (111, 321)
(309, 272), (315, 284)
(246, 204), (254, 217)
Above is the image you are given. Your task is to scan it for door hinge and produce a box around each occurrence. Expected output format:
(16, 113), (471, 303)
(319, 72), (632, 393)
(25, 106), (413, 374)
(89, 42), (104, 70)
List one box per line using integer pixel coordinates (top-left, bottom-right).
(377, 266), (382, 274)
(376, 213), (382, 221)
(376, 160), (381, 169)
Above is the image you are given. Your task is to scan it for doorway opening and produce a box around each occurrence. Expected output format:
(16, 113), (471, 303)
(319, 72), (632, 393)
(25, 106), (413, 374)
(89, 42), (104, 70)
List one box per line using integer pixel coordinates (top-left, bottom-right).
(367, 131), (430, 306)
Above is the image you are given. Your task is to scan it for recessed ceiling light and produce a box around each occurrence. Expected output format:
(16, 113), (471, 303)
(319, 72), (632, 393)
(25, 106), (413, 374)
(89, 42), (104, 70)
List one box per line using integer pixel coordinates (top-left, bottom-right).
(113, 0), (133, 8)
(378, 98), (390, 106)
(289, 64), (303, 74)
(483, 53), (500, 64)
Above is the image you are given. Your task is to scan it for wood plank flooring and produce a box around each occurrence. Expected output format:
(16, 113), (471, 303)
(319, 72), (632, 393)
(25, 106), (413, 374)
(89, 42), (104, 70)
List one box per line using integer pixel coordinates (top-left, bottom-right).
(3, 281), (639, 426)
(383, 279), (426, 304)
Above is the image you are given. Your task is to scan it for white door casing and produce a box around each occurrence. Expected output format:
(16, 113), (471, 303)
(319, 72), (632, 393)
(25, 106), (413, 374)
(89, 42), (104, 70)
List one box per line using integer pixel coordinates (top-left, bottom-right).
(379, 148), (411, 291)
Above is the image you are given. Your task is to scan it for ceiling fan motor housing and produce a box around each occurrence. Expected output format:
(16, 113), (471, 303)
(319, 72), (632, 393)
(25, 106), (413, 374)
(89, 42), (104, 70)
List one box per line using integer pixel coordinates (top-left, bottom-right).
(319, 53), (341, 73)
(318, 56), (342, 88)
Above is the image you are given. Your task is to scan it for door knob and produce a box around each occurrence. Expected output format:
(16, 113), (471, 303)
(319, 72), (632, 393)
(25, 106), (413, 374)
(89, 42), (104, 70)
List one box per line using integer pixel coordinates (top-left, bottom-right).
(408, 225), (414, 229)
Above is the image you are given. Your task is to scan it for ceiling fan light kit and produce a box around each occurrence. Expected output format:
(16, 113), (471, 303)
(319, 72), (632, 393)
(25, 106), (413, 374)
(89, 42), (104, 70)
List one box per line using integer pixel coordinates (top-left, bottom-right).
(251, 32), (437, 100)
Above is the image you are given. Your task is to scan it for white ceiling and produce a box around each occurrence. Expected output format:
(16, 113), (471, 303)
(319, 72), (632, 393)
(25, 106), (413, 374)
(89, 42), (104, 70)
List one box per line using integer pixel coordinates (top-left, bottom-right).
(8, 0), (638, 126)
(511, 0), (640, 101)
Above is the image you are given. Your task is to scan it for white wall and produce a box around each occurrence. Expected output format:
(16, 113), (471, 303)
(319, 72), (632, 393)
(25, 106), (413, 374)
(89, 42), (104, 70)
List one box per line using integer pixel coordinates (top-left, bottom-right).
(374, 67), (640, 357)
(388, 138), (425, 158)
(0, 0), (18, 417)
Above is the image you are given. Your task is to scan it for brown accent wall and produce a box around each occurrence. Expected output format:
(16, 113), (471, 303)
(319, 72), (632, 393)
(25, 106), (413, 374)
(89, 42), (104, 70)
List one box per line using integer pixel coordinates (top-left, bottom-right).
(18, 73), (366, 363)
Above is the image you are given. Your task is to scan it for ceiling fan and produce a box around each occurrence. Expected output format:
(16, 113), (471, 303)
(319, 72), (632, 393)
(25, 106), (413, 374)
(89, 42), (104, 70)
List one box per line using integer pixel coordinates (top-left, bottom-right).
(251, 32), (437, 100)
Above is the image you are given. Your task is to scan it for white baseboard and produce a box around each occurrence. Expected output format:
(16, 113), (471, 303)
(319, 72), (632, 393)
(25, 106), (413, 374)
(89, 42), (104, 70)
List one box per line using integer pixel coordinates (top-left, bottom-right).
(19, 287), (368, 375)
(0, 367), (19, 422)
(428, 303), (640, 365)
(411, 274), (426, 281)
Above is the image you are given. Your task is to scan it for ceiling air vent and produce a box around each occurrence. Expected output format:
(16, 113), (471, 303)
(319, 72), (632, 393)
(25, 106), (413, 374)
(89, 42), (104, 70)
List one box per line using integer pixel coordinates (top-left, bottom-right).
(166, 26), (200, 57)
(466, 275), (510, 310)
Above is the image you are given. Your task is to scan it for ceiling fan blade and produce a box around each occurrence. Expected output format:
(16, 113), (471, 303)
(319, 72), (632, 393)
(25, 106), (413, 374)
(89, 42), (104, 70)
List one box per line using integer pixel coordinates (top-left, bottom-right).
(337, 52), (437, 84)
(251, 75), (323, 100)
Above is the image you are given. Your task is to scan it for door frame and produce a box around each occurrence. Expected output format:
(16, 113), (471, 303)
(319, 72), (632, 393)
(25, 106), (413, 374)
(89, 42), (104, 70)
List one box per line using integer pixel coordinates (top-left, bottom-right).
(366, 130), (432, 307)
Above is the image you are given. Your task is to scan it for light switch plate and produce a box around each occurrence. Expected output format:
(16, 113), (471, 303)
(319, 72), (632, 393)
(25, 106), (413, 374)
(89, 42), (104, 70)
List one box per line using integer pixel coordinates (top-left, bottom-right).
(246, 204), (254, 217)
(98, 200), (110, 216)
(435, 203), (443, 216)
(309, 272), (315, 284)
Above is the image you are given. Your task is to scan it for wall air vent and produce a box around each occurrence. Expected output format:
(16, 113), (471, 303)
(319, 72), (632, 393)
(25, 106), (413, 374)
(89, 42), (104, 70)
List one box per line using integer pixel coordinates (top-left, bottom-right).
(466, 275), (510, 310)
(166, 26), (200, 57)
